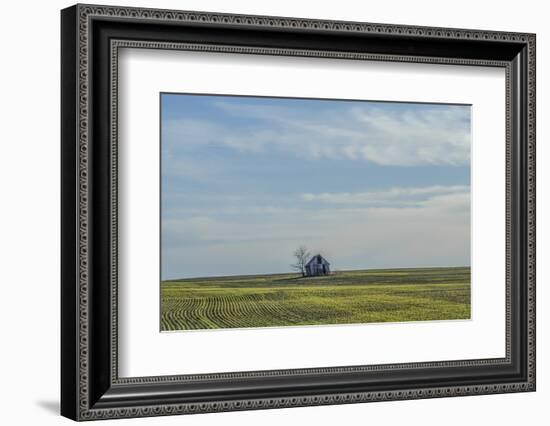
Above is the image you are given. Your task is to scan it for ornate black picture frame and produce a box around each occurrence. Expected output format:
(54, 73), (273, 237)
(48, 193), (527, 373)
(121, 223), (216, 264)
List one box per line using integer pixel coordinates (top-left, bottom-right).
(61, 4), (536, 421)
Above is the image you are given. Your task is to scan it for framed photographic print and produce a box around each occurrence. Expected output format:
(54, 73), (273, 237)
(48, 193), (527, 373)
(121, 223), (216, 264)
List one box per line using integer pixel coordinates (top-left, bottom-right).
(61, 4), (536, 421)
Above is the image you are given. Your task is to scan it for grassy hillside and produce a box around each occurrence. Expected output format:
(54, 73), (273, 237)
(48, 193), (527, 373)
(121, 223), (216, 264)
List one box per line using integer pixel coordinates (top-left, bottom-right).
(161, 267), (470, 331)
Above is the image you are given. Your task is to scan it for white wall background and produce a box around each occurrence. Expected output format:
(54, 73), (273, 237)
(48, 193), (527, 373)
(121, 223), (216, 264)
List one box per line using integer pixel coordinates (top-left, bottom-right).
(0, 0), (546, 424)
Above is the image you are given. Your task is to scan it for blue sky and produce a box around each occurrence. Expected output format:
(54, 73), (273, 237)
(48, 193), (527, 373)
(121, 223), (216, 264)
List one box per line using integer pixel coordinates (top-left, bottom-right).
(161, 94), (471, 279)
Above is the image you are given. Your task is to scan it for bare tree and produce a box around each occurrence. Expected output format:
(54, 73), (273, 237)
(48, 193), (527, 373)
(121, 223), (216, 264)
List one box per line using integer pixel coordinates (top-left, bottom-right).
(292, 246), (311, 277)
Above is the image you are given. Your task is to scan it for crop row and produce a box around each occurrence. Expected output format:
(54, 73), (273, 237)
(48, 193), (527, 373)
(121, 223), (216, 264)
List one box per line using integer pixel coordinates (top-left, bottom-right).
(160, 283), (470, 331)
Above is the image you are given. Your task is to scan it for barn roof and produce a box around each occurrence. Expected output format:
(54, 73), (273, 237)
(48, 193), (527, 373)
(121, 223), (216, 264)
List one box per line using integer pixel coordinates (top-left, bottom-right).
(306, 254), (330, 266)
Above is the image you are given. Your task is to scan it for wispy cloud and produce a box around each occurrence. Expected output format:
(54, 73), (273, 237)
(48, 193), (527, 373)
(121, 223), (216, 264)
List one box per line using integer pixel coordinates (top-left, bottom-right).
(302, 185), (469, 207)
(163, 101), (470, 167)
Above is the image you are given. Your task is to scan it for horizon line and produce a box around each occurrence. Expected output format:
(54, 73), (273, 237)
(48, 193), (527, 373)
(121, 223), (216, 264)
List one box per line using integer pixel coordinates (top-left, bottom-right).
(161, 265), (471, 282)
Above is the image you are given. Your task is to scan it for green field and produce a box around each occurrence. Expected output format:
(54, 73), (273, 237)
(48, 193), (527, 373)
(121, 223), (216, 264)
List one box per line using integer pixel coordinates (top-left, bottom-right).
(161, 267), (470, 331)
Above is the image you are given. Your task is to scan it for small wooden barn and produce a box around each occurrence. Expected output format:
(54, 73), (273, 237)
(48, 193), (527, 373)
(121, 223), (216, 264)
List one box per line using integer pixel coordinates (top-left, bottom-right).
(305, 254), (331, 277)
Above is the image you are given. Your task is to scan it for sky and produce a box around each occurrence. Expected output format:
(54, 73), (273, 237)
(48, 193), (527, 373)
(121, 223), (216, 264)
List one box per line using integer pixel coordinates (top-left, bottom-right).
(161, 93), (471, 280)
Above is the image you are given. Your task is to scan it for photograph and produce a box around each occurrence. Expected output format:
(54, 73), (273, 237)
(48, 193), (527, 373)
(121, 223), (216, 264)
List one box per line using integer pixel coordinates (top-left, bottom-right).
(160, 93), (472, 331)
